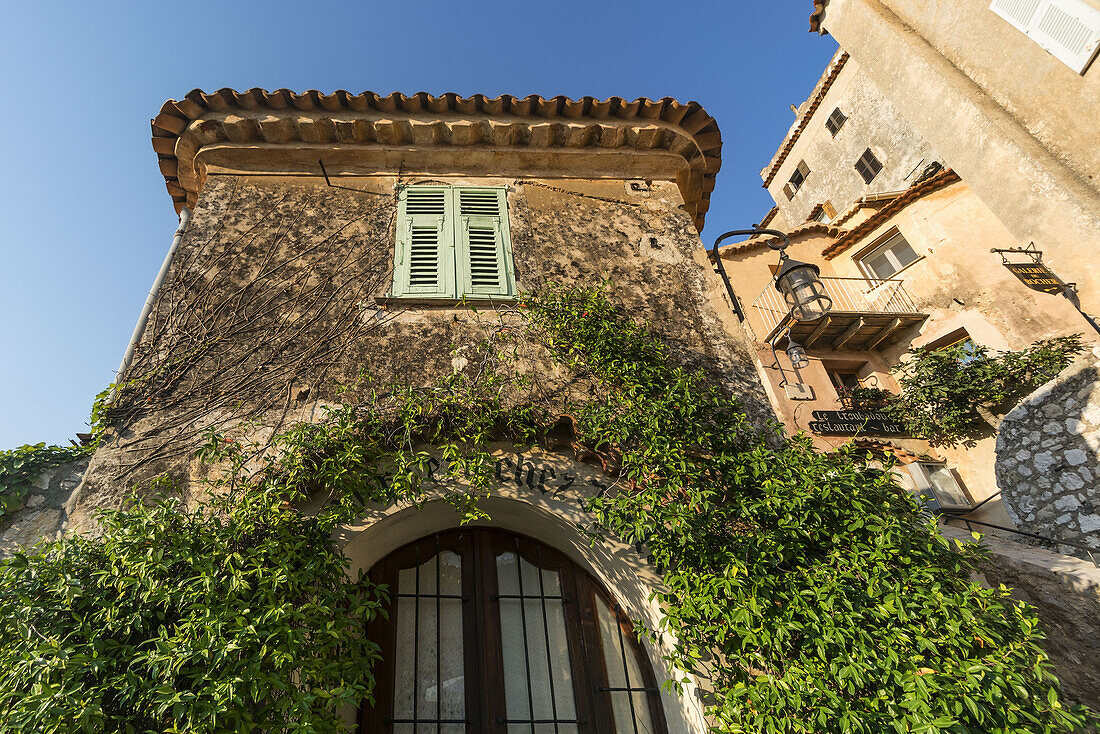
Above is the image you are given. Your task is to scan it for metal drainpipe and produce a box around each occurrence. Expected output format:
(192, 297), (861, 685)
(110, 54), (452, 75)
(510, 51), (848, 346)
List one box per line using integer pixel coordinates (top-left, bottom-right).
(110, 207), (192, 400)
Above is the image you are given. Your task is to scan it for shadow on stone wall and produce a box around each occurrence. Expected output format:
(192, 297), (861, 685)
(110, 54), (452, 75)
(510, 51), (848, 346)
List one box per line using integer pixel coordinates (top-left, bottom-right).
(996, 346), (1100, 561)
(0, 458), (89, 557)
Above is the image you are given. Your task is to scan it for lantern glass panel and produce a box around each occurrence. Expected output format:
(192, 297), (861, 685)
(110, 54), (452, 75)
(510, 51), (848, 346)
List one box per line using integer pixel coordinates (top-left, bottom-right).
(786, 343), (810, 369)
(778, 266), (832, 322)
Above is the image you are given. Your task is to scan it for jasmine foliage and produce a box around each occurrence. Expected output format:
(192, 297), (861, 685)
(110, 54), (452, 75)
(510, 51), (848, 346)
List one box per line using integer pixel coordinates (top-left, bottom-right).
(0, 286), (1092, 733)
(0, 480), (386, 733)
(850, 335), (1084, 446)
(524, 287), (1091, 733)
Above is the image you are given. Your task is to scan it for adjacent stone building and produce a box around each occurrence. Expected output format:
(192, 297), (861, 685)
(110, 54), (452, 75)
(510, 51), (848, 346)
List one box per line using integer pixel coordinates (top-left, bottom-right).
(722, 12), (1100, 552)
(61, 88), (774, 733)
(808, 0), (1100, 320)
(761, 50), (942, 227)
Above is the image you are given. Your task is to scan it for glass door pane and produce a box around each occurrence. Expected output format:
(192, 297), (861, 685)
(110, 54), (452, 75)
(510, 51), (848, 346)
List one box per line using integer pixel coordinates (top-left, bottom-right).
(496, 547), (579, 734)
(393, 547), (466, 734)
(594, 595), (655, 734)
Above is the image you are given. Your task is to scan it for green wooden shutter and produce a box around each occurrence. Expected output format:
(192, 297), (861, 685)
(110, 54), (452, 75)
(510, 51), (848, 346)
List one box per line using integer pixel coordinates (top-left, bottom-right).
(392, 186), (456, 298)
(454, 187), (516, 298)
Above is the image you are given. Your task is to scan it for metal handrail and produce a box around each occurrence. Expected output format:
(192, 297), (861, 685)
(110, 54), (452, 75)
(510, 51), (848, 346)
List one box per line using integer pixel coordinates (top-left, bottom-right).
(939, 514), (1099, 567)
(750, 276), (924, 337)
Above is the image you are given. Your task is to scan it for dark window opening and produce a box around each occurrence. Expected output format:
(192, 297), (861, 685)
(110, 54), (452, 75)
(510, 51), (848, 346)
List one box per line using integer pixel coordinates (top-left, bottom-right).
(785, 160), (811, 199)
(825, 107), (847, 136)
(855, 148), (883, 184)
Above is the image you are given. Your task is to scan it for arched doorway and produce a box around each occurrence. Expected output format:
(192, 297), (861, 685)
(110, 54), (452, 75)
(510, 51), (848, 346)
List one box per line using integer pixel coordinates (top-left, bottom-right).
(363, 528), (668, 733)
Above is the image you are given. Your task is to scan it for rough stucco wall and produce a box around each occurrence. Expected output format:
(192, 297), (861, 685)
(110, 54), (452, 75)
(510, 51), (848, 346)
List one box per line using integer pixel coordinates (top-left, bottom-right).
(0, 458), (88, 557)
(766, 58), (941, 225)
(821, 0), (1100, 322)
(728, 180), (1093, 530)
(67, 175), (770, 530)
(879, 0), (1100, 191)
(996, 346), (1100, 557)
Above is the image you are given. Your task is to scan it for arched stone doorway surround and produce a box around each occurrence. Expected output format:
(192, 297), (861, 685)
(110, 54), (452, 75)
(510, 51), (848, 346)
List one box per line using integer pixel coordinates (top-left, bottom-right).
(332, 443), (710, 734)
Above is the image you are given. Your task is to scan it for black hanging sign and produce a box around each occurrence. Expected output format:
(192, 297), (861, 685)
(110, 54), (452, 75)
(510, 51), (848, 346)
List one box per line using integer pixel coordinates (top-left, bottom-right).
(1002, 262), (1068, 295)
(809, 410), (908, 436)
(992, 245), (1070, 295)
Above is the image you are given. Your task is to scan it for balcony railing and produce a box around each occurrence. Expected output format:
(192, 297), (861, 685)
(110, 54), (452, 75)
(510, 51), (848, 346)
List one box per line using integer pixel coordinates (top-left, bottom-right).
(750, 277), (927, 349)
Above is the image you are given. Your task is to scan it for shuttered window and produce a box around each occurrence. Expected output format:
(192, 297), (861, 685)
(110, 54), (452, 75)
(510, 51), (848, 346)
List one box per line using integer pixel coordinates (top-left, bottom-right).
(990, 0), (1100, 73)
(784, 160), (811, 200)
(854, 148), (883, 184)
(825, 107), (847, 136)
(392, 186), (516, 300)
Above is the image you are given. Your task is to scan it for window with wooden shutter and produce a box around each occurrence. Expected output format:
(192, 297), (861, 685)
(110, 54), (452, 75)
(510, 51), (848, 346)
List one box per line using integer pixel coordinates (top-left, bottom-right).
(391, 186), (516, 301)
(990, 0), (1100, 73)
(392, 187), (455, 298)
(825, 107), (847, 136)
(786, 160), (810, 197)
(854, 148), (883, 184)
(455, 187), (516, 298)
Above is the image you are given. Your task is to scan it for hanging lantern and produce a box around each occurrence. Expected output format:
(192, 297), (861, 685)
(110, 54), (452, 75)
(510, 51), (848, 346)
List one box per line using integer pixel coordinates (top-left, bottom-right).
(774, 254), (833, 322)
(786, 339), (810, 369)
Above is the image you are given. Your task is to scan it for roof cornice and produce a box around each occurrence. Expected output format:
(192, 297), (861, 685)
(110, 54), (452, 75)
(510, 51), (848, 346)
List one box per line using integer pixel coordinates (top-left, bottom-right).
(760, 52), (849, 188)
(718, 168), (961, 260)
(715, 221), (845, 258)
(822, 168), (962, 259)
(151, 89), (722, 230)
(810, 1), (828, 33)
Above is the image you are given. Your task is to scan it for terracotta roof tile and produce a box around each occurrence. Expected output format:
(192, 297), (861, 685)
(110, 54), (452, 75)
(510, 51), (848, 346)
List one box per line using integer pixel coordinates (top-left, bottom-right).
(152, 90), (723, 230)
(758, 206), (779, 228)
(810, 1), (828, 33)
(761, 51), (848, 188)
(715, 221), (845, 258)
(822, 169), (961, 259)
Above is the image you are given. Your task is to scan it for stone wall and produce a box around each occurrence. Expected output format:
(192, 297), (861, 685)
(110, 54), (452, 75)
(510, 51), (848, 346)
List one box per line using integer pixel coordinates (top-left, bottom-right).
(996, 346), (1100, 558)
(67, 174), (770, 531)
(0, 457), (89, 557)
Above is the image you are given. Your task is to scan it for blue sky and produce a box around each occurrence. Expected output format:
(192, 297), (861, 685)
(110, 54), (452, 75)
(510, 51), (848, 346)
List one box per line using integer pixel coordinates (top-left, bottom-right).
(0, 1), (837, 449)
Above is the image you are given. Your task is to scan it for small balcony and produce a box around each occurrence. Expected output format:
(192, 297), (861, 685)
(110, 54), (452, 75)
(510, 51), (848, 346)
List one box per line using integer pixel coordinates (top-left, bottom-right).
(750, 277), (927, 350)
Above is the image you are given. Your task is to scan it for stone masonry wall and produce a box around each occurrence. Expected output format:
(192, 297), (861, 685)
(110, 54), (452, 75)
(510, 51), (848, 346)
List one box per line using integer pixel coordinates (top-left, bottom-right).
(67, 175), (770, 531)
(996, 346), (1100, 559)
(0, 458), (89, 557)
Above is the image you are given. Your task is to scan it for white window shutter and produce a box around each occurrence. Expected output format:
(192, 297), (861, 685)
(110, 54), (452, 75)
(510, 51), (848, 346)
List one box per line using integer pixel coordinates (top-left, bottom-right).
(991, 0), (1100, 73)
(1029, 0), (1100, 73)
(990, 0), (1043, 32)
(391, 187), (455, 298)
(454, 187), (516, 298)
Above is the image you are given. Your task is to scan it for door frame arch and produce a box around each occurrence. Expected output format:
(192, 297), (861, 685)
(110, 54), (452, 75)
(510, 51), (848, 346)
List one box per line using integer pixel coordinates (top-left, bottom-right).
(364, 527), (670, 733)
(338, 483), (709, 734)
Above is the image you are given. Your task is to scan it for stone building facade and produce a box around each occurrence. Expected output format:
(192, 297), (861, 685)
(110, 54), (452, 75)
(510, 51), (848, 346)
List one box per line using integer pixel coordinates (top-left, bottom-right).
(61, 89), (773, 733)
(729, 28), (1100, 549)
(722, 169), (1092, 533)
(761, 50), (942, 227)
(808, 0), (1100, 321)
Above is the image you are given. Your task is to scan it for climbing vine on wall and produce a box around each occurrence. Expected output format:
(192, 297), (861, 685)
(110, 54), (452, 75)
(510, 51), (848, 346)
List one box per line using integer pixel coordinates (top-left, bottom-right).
(850, 335), (1084, 446)
(0, 287), (1093, 733)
